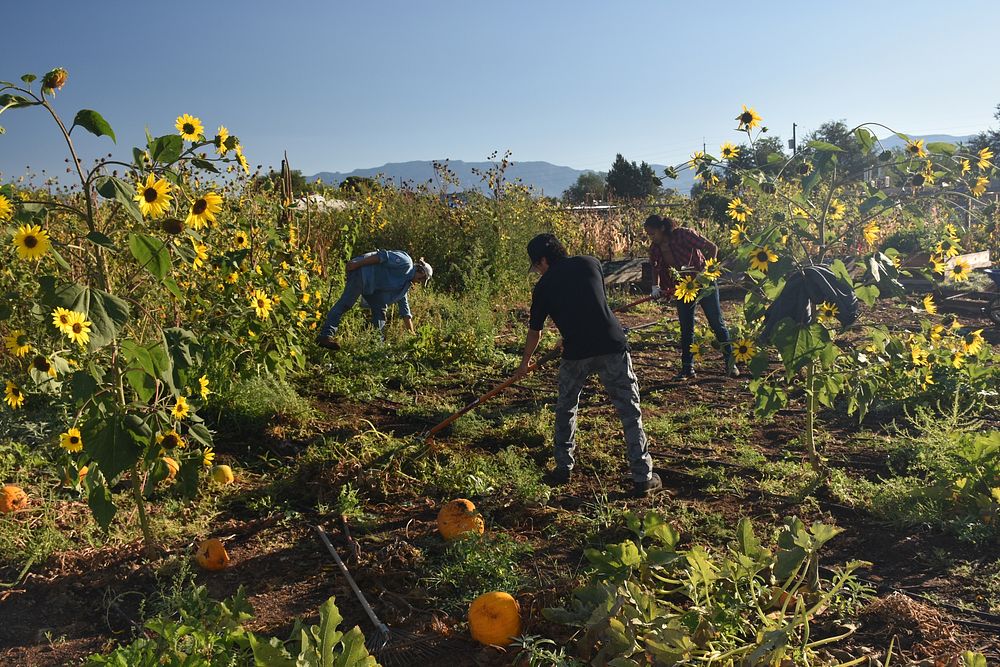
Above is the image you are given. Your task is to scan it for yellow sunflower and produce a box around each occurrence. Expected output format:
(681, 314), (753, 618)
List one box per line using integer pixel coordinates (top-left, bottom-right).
(4, 330), (31, 357)
(156, 429), (186, 449)
(733, 339), (755, 363)
(919, 371), (934, 391)
(817, 301), (839, 325)
(214, 126), (230, 156)
(971, 176), (989, 197)
(690, 150), (707, 167)
(203, 447), (215, 467)
(199, 375), (210, 399)
(736, 105), (762, 131)
(251, 289), (273, 319)
(191, 240), (208, 269)
(730, 224), (749, 245)
(172, 396), (190, 420)
(950, 350), (966, 369)
(702, 258), (722, 281)
(674, 276), (699, 303)
(4, 380), (25, 409)
(948, 258), (971, 282)
(226, 271), (240, 284)
(690, 341), (703, 362)
(727, 197), (752, 223)
(62, 311), (92, 347)
(133, 174), (173, 219)
(960, 158), (971, 175)
(910, 344), (929, 367)
(929, 324), (944, 342)
(792, 206), (809, 219)
(749, 246), (778, 273)
(906, 139), (927, 158)
(977, 146), (994, 171)
(0, 193), (14, 221)
(863, 220), (880, 247)
(175, 114), (204, 141)
(962, 329), (985, 355)
(720, 142), (740, 160)
(52, 307), (74, 333)
(60, 427), (83, 452)
(922, 294), (937, 315)
(186, 192), (223, 229)
(696, 170), (719, 186)
(827, 199), (845, 220)
(928, 254), (946, 276)
(12, 224), (52, 260)
(31, 355), (57, 378)
(234, 231), (250, 249)
(936, 237), (960, 258)
(235, 144), (250, 174)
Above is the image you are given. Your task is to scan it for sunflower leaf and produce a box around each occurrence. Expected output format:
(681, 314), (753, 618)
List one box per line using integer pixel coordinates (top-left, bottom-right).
(807, 140), (843, 153)
(148, 134), (183, 164)
(87, 484), (117, 530)
(71, 109), (116, 143)
(94, 175), (143, 223)
(191, 158), (220, 173)
(128, 232), (171, 281)
(84, 419), (142, 483)
(36, 278), (130, 351)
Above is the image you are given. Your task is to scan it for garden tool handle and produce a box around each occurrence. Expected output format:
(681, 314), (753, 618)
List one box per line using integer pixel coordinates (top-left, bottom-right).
(314, 526), (388, 632)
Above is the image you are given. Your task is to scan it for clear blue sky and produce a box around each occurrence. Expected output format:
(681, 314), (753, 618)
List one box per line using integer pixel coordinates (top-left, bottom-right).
(2, 0), (999, 182)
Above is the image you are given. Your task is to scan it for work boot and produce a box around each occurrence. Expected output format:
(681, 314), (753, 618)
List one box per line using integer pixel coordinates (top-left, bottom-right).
(315, 335), (340, 351)
(545, 468), (571, 486)
(725, 358), (741, 378)
(634, 472), (663, 498)
(672, 368), (696, 381)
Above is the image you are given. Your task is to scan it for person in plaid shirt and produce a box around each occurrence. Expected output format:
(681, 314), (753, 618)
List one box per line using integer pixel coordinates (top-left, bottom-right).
(644, 214), (738, 380)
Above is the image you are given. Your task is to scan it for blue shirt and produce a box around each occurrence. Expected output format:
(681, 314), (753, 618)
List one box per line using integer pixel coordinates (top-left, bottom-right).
(355, 250), (416, 319)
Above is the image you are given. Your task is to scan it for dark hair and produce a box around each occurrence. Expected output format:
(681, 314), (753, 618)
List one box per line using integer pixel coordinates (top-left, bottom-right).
(527, 233), (568, 265)
(643, 214), (676, 232)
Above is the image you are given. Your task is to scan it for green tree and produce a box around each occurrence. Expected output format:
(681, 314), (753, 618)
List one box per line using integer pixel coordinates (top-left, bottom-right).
(802, 120), (872, 179)
(606, 154), (662, 200)
(562, 171), (607, 204)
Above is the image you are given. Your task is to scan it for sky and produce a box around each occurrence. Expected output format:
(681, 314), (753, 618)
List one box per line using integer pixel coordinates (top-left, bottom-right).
(2, 0), (999, 183)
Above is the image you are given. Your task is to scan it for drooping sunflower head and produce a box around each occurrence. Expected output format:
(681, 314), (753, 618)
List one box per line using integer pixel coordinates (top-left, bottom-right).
(906, 139), (927, 158)
(157, 430), (185, 449)
(736, 105), (762, 131)
(963, 330), (985, 355)
(922, 294), (937, 315)
(863, 221), (880, 247)
(41, 67), (68, 94)
(0, 193), (14, 222)
(4, 330), (31, 357)
(175, 114), (204, 142)
(971, 176), (989, 197)
(161, 218), (185, 235)
(978, 146), (994, 170)
(13, 224), (52, 260)
(911, 173), (926, 187)
(31, 354), (56, 377)
(133, 174), (173, 219)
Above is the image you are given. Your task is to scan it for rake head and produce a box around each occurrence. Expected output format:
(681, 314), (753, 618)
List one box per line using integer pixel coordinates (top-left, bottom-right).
(366, 624), (447, 666)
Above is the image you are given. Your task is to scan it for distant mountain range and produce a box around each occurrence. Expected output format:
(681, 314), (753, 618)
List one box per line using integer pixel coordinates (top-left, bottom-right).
(308, 134), (977, 198)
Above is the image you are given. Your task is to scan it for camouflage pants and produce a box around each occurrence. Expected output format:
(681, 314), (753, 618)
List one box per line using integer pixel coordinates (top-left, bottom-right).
(554, 351), (653, 483)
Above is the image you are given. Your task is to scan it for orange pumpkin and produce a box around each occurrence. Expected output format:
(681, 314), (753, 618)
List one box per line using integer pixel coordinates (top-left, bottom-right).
(194, 538), (230, 571)
(468, 591), (522, 646)
(0, 485), (28, 513)
(211, 464), (234, 485)
(437, 498), (485, 541)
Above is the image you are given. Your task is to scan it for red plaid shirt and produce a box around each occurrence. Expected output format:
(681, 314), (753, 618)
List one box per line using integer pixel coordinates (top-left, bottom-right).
(649, 227), (712, 289)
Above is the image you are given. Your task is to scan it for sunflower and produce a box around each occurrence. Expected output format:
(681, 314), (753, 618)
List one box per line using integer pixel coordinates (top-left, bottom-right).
(133, 174), (173, 219)
(906, 139), (927, 158)
(60, 427), (83, 452)
(960, 159), (971, 175)
(736, 105), (762, 131)
(919, 371), (934, 391)
(186, 191), (223, 229)
(702, 258), (722, 281)
(863, 221), (880, 247)
(950, 350), (966, 369)
(4, 381), (25, 409)
(0, 193), (14, 221)
(948, 258), (971, 282)
(923, 294), (937, 315)
(251, 289), (273, 319)
(172, 396), (190, 420)
(828, 199), (845, 220)
(689, 341), (703, 362)
(226, 271), (239, 284)
(203, 447), (215, 467)
(727, 197), (752, 223)
(199, 375), (210, 399)
(977, 147), (994, 171)
(298, 272), (309, 291)
(910, 344), (929, 367)
(31, 355), (57, 378)
(690, 150), (707, 167)
(962, 329), (985, 355)
(791, 206), (809, 219)
(51, 307), (74, 333)
(696, 169), (719, 186)
(4, 330), (31, 357)
(214, 126), (230, 156)
(944, 224), (958, 237)
(797, 161), (814, 176)
(156, 429), (186, 449)
(720, 142), (740, 160)
(936, 237), (960, 258)
(191, 241), (208, 269)
(971, 176), (989, 197)
(234, 231), (250, 249)
(64, 311), (91, 346)
(175, 114), (204, 141)
(733, 339), (755, 363)
(235, 144), (250, 174)
(12, 224), (52, 260)
(929, 324), (944, 342)
(674, 276), (699, 303)
(817, 301), (839, 325)
(730, 224), (749, 245)
(749, 246), (778, 273)
(928, 254), (946, 276)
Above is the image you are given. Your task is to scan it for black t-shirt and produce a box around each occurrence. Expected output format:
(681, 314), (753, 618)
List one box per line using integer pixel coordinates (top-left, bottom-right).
(529, 255), (628, 360)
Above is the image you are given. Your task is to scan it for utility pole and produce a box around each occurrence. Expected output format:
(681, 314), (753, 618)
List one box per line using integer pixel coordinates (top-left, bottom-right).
(788, 123), (798, 154)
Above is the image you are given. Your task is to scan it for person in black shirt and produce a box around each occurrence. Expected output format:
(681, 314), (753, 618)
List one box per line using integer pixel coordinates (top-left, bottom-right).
(515, 233), (662, 497)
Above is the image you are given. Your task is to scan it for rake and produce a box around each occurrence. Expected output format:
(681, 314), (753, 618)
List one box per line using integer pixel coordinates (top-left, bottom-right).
(314, 525), (445, 666)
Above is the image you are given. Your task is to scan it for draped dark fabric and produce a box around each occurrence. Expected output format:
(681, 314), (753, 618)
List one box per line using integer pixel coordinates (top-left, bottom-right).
(762, 265), (858, 340)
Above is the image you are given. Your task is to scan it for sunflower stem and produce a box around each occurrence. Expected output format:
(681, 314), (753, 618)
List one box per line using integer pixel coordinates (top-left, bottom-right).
(131, 463), (157, 557)
(804, 360), (823, 478)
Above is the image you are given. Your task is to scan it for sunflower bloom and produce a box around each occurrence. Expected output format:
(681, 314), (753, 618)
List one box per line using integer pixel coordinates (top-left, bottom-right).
(63, 311), (92, 347)
(720, 142), (740, 160)
(863, 221), (880, 247)
(906, 139), (927, 158)
(12, 224), (52, 260)
(251, 289), (273, 319)
(962, 329), (985, 355)
(730, 224), (749, 245)
(727, 197), (752, 223)
(929, 324), (944, 342)
(923, 294), (937, 315)
(191, 241), (208, 269)
(199, 375), (210, 399)
(31, 355), (57, 378)
(4, 330), (31, 358)
(702, 258), (722, 281)
(936, 237), (960, 258)
(156, 430), (186, 449)
(749, 246), (778, 273)
(214, 126), (230, 155)
(928, 254), (946, 276)
(175, 114), (204, 141)
(690, 150), (707, 167)
(186, 191), (223, 229)
(60, 427), (83, 452)
(235, 144), (250, 174)
(827, 199), (845, 221)
(960, 158), (971, 175)
(4, 381), (25, 409)
(948, 258), (971, 282)
(919, 371), (934, 391)
(172, 396), (190, 420)
(736, 105), (762, 131)
(950, 350), (966, 369)
(0, 194), (14, 221)
(226, 271), (239, 284)
(133, 174), (173, 219)
(971, 176), (988, 197)
(696, 170), (719, 186)
(52, 307), (74, 333)
(674, 276), (699, 303)
(234, 231), (250, 249)
(977, 146), (994, 170)
(733, 339), (755, 363)
(817, 301), (839, 325)
(910, 344), (929, 367)
(203, 447), (215, 467)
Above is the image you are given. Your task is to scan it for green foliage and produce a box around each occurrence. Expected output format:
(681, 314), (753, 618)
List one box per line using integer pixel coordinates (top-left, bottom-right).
(605, 153), (661, 200)
(421, 447), (550, 507)
(421, 532), (532, 611)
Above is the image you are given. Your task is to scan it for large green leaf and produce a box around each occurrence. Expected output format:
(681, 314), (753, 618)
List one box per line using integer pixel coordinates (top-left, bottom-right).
(95, 175), (143, 223)
(128, 232), (171, 280)
(927, 141), (957, 155)
(317, 597), (345, 667)
(750, 379), (787, 417)
(249, 634), (295, 667)
(84, 419), (142, 482)
(149, 134), (183, 163)
(37, 277), (130, 351)
(854, 284), (880, 306)
(71, 109), (116, 143)
(333, 626), (377, 667)
(88, 484), (117, 530)
(807, 140), (843, 153)
(771, 321), (828, 378)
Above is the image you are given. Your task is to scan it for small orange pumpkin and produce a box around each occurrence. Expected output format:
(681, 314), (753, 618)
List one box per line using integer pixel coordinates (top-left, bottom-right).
(469, 591), (522, 646)
(194, 538), (230, 571)
(437, 498), (485, 541)
(0, 485), (28, 513)
(211, 464), (234, 485)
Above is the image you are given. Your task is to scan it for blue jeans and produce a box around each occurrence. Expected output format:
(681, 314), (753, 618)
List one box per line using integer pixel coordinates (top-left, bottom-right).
(677, 284), (731, 371)
(319, 271), (387, 337)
